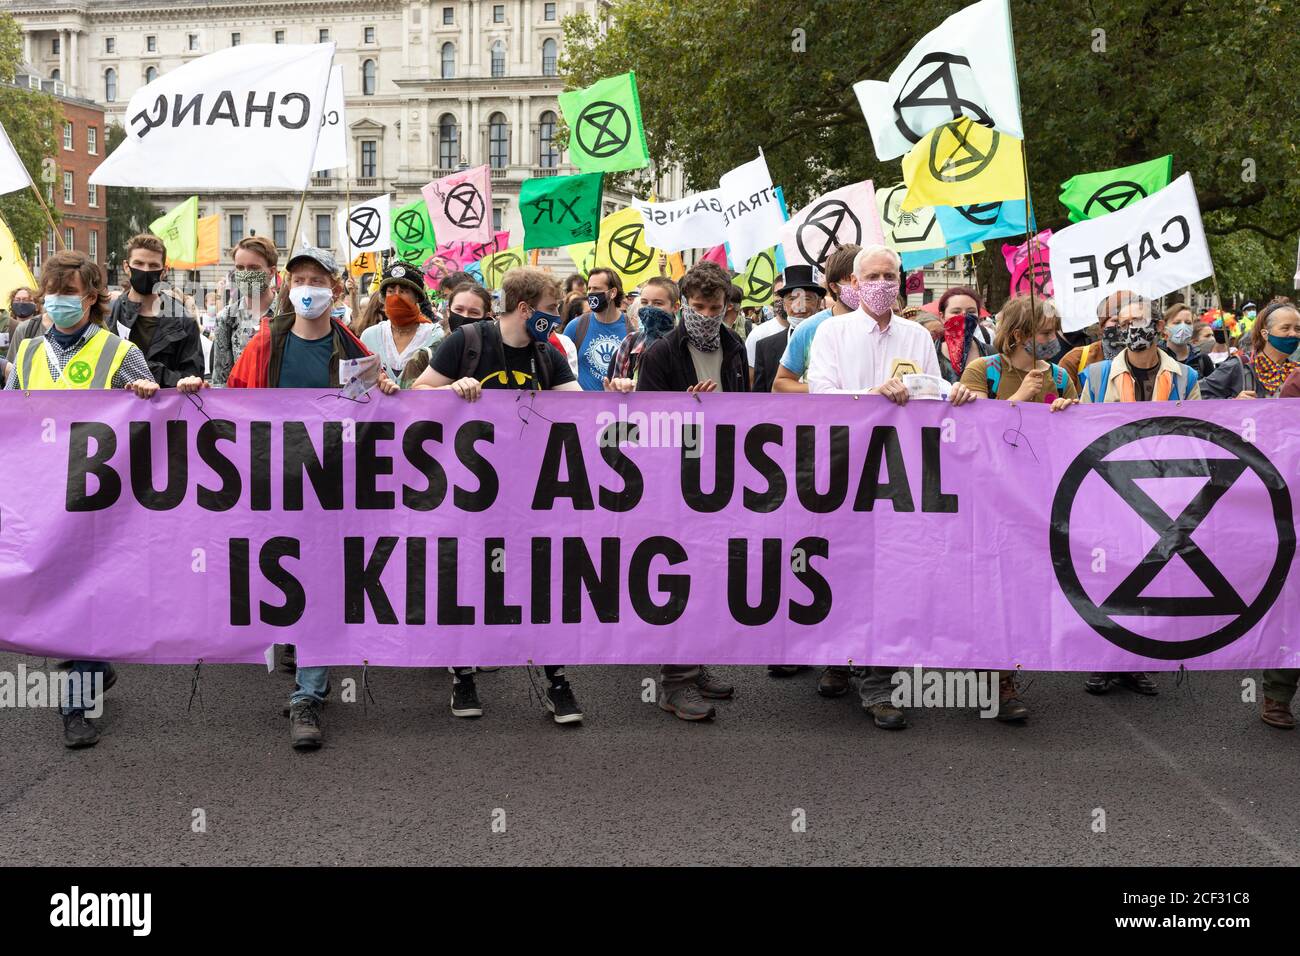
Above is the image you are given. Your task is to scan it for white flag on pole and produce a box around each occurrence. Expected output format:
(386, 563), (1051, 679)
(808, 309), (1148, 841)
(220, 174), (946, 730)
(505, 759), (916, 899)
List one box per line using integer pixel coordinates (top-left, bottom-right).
(1050, 173), (1213, 333)
(339, 194), (391, 254)
(779, 180), (885, 270)
(311, 65), (348, 173)
(0, 123), (32, 196)
(854, 0), (1023, 162)
(718, 153), (786, 269)
(91, 43), (335, 190)
(631, 191), (726, 252)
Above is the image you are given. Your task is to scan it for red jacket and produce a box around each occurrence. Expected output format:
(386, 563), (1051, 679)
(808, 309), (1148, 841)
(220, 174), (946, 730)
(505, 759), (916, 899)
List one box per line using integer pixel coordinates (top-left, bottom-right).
(228, 313), (369, 388)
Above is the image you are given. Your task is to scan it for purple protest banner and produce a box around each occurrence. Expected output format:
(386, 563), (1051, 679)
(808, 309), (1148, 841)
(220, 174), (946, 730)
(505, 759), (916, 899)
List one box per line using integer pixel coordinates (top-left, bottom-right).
(0, 390), (1295, 671)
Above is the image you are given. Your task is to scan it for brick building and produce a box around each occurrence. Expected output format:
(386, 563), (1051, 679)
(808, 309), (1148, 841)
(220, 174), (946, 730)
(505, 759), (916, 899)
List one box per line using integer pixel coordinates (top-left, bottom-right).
(11, 70), (109, 272)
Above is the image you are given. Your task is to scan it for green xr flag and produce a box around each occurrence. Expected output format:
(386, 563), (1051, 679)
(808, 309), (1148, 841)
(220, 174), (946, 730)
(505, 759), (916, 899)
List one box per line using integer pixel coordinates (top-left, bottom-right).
(520, 172), (603, 250)
(390, 198), (436, 264)
(734, 247), (779, 308)
(557, 72), (650, 173)
(1059, 155), (1174, 222)
(149, 196), (199, 265)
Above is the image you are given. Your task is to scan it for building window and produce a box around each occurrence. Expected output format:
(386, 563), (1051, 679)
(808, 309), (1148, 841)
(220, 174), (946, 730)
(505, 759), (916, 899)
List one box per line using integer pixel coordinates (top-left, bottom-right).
(492, 207), (503, 232)
(443, 6), (454, 24)
(538, 111), (558, 167)
(51, 70), (60, 82)
(545, 2), (557, 20)
(52, 38), (61, 55)
(362, 59), (377, 95)
(438, 113), (458, 169)
(63, 171), (73, 205)
(488, 113), (508, 169)
(542, 38), (557, 76)
(493, 4), (505, 23)
(319, 28), (330, 43)
(104, 68), (117, 102)
(272, 214), (287, 249)
(87, 127), (97, 154)
(229, 213), (245, 248)
(145, 66), (158, 84)
(315, 213), (332, 249)
(105, 37), (116, 54)
(33, 241), (41, 270)
(441, 42), (455, 79)
(491, 41), (505, 78)
(231, 32), (241, 46)
(188, 34), (199, 51)
(64, 228), (74, 250)
(364, 26), (376, 44)
(46, 228), (55, 256)
(89, 231), (98, 263)
(275, 30), (285, 44)
(62, 123), (72, 151)
(88, 183), (98, 207)
(360, 140), (377, 178)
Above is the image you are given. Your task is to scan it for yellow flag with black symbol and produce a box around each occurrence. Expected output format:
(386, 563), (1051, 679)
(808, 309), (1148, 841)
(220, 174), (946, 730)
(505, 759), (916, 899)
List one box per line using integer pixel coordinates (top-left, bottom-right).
(566, 241), (596, 278)
(900, 118), (1025, 212)
(479, 244), (526, 290)
(0, 215), (35, 306)
(734, 247), (779, 308)
(593, 205), (663, 288)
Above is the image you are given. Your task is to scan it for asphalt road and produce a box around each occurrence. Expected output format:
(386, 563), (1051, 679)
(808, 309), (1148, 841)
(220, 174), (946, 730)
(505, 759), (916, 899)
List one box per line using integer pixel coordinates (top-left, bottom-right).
(0, 656), (1296, 866)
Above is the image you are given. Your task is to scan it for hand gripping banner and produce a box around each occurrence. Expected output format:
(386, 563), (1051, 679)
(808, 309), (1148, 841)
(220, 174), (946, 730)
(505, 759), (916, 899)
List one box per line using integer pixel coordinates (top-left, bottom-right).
(0, 391), (1295, 672)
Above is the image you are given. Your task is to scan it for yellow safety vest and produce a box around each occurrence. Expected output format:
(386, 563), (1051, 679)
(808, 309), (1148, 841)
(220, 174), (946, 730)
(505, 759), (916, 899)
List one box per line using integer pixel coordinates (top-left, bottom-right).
(16, 326), (132, 390)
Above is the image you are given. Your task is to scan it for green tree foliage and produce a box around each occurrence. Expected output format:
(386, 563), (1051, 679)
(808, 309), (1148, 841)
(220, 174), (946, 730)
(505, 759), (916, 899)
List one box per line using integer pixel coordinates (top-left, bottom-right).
(104, 123), (161, 273)
(562, 0), (1299, 303)
(0, 14), (64, 257)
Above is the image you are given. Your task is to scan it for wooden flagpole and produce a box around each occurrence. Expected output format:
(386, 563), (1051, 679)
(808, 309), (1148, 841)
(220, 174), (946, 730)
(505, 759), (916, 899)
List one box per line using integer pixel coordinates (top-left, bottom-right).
(29, 180), (67, 251)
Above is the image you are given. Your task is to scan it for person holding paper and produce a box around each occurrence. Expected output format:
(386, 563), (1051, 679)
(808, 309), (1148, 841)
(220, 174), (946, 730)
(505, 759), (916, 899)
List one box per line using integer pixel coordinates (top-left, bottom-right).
(226, 246), (396, 751)
(958, 295), (1078, 410)
(805, 246), (972, 730)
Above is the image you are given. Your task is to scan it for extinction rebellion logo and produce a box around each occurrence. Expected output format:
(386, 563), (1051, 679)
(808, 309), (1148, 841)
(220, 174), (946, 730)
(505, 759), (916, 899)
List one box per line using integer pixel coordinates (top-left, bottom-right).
(1050, 417), (1294, 660)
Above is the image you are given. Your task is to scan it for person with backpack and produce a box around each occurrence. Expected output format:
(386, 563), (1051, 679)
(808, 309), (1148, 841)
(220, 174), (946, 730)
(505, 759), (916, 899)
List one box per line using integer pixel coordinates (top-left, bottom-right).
(563, 267), (627, 391)
(1063, 290), (1200, 699)
(956, 294), (1079, 722)
(411, 266), (585, 726)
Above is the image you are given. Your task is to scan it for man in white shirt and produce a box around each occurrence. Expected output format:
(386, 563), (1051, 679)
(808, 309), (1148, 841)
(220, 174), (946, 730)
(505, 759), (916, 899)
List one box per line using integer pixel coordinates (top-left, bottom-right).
(806, 244), (975, 730)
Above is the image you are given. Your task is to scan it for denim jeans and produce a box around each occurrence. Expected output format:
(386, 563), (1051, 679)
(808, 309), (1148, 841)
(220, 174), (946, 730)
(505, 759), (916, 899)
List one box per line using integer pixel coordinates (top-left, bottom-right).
(291, 666), (329, 705)
(59, 660), (109, 715)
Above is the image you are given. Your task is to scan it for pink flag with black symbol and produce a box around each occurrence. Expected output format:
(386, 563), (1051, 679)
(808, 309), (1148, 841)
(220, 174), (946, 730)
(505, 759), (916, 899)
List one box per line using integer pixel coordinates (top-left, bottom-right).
(422, 164), (493, 244)
(1003, 229), (1053, 298)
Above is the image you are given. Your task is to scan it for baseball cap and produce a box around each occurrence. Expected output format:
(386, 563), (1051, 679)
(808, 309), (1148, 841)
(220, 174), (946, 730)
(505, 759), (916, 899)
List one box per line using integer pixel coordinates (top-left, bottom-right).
(286, 246), (339, 277)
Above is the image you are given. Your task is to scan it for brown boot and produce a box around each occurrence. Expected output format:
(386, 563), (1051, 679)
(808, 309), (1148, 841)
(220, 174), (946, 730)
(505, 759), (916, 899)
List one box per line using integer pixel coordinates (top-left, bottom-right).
(1261, 697), (1296, 730)
(997, 673), (1028, 722)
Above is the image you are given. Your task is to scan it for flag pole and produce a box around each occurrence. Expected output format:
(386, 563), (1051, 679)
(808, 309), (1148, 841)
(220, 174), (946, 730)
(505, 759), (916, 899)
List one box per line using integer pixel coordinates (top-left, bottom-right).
(29, 180), (66, 251)
(343, 170), (359, 316)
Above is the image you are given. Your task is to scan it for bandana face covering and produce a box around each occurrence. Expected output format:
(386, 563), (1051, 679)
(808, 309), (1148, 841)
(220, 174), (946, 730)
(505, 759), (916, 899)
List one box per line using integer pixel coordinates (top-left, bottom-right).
(639, 306), (675, 343)
(682, 305), (722, 352)
(1101, 323), (1126, 359)
(233, 269), (270, 296)
(942, 311), (977, 374)
(385, 292), (422, 327)
(858, 279), (898, 317)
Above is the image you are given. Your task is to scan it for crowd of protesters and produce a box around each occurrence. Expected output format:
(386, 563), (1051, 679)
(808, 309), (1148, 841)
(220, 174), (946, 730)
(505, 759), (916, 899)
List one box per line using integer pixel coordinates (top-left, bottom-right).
(7, 234), (1297, 750)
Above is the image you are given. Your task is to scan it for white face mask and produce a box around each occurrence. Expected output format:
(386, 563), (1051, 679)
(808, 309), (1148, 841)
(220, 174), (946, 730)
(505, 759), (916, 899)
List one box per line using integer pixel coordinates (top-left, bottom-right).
(291, 286), (334, 319)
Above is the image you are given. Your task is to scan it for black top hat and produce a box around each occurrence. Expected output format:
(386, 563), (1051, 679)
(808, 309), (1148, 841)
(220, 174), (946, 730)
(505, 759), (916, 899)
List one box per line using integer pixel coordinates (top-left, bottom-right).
(780, 264), (826, 297)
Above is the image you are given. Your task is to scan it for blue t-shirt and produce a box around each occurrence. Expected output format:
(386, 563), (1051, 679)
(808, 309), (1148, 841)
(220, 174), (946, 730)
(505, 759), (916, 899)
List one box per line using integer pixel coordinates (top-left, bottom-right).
(564, 313), (628, 390)
(779, 308), (834, 377)
(278, 330), (334, 388)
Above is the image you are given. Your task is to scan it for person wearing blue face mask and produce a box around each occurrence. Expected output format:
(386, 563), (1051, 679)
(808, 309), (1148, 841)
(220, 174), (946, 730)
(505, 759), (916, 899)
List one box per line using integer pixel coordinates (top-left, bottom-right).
(5, 251), (202, 749)
(1160, 303), (1214, 382)
(563, 267), (628, 390)
(412, 266), (585, 727)
(1203, 299), (1300, 402)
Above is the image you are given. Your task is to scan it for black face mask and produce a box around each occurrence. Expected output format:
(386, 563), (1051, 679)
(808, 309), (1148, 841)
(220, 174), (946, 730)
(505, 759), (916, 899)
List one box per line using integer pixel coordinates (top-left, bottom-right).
(448, 311), (477, 332)
(1213, 328), (1227, 345)
(588, 291), (609, 314)
(128, 267), (163, 296)
(11, 301), (36, 318)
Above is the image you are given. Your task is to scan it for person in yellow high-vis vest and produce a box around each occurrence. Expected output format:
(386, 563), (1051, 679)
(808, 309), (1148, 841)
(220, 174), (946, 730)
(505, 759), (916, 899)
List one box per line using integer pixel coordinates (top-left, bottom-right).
(4, 251), (204, 748)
